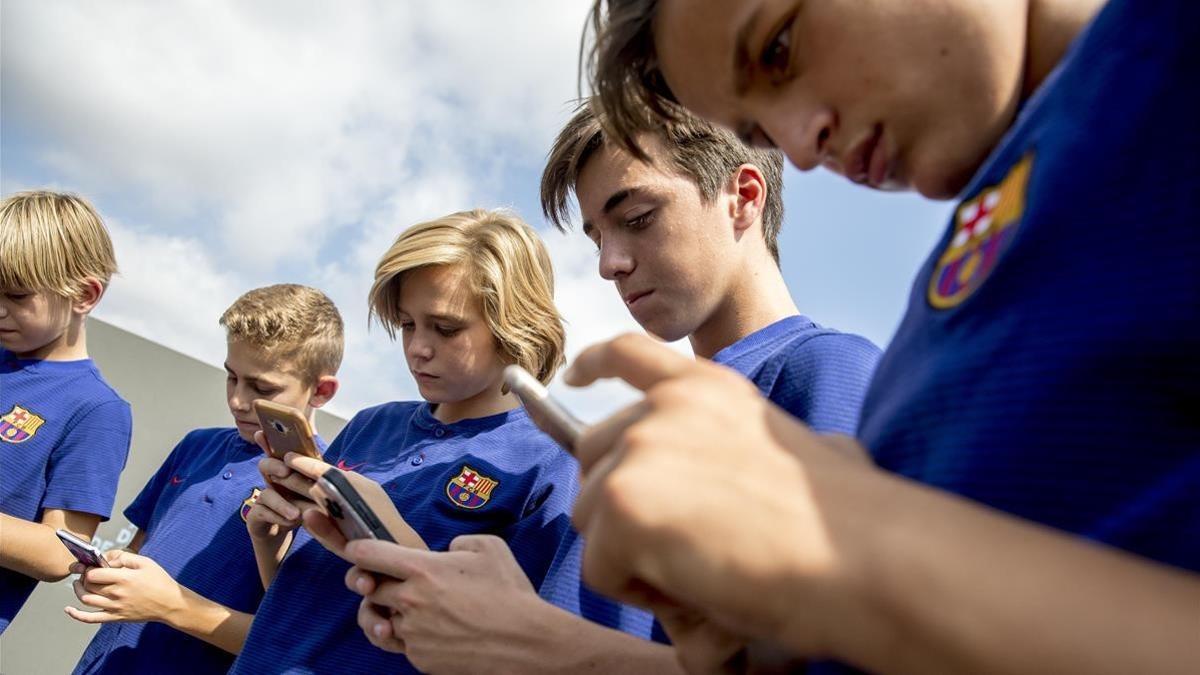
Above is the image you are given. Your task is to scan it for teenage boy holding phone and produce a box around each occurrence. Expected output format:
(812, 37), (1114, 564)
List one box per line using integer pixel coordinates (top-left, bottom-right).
(69, 284), (342, 674)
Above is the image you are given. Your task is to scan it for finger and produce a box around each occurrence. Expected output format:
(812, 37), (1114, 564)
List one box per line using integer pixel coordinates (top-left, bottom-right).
(358, 597), (406, 653)
(446, 533), (505, 554)
(285, 454), (331, 480)
(64, 606), (119, 624)
(570, 443), (626, 530)
(564, 334), (695, 390)
(257, 488), (302, 521)
(258, 456), (291, 481)
(303, 509), (349, 558)
(253, 429), (271, 456)
(573, 399), (646, 472)
(345, 566), (378, 596)
(69, 562), (88, 575)
(82, 567), (126, 585)
(275, 473), (318, 500)
(72, 581), (117, 610)
(343, 539), (433, 580)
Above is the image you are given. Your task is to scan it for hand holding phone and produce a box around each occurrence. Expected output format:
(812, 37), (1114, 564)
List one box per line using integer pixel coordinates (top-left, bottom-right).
(254, 400), (322, 460)
(311, 469), (428, 552)
(503, 365), (586, 452)
(56, 529), (109, 568)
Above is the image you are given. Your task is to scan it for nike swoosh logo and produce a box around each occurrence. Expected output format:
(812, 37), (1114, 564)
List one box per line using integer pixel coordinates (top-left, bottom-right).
(170, 476), (184, 485)
(335, 459), (365, 471)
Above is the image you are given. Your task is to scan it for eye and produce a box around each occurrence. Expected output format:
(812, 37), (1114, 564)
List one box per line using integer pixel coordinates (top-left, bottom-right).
(761, 14), (796, 80)
(254, 386), (279, 397)
(624, 210), (655, 230)
(737, 123), (777, 150)
(4, 292), (31, 302)
(399, 320), (415, 333)
(435, 325), (462, 338)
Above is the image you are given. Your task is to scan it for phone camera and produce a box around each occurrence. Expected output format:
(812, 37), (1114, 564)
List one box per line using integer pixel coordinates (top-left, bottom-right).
(271, 420), (288, 435)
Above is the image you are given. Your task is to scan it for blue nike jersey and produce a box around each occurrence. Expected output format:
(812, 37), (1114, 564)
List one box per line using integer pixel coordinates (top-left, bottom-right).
(229, 402), (578, 674)
(73, 428), (328, 674)
(860, 0), (1200, 573)
(0, 348), (132, 633)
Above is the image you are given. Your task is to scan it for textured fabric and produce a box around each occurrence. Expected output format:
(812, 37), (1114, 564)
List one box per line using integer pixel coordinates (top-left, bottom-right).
(74, 428), (328, 674)
(230, 402), (578, 675)
(538, 316), (880, 642)
(0, 348), (131, 633)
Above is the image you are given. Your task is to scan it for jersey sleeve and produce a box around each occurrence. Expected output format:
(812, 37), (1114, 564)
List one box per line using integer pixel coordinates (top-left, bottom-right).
(771, 333), (881, 435)
(40, 399), (133, 520)
(499, 452), (580, 591)
(124, 433), (191, 531)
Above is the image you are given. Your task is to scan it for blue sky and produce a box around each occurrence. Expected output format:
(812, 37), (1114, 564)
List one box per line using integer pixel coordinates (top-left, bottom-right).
(1, 0), (951, 421)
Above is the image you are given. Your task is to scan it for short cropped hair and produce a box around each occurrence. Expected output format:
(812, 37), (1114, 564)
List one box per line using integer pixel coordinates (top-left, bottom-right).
(583, 1), (680, 149)
(220, 284), (345, 385)
(369, 209), (566, 385)
(541, 101), (784, 263)
(0, 190), (119, 298)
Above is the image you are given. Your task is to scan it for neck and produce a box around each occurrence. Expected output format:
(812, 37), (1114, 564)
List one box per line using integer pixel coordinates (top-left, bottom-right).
(1021, 0), (1106, 99)
(433, 389), (518, 425)
(23, 316), (90, 361)
(688, 252), (799, 359)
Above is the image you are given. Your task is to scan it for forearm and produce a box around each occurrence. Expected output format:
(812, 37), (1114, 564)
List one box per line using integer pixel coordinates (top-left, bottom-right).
(164, 585), (254, 655)
(250, 530), (292, 589)
(818, 471), (1200, 674)
(496, 597), (681, 675)
(0, 514), (76, 581)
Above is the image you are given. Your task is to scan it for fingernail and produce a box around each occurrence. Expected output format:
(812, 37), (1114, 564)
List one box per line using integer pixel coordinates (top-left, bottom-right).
(356, 577), (369, 593)
(373, 623), (387, 637)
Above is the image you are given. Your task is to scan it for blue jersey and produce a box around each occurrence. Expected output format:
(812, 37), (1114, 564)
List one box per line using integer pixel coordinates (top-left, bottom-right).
(229, 402), (578, 675)
(539, 316), (880, 641)
(73, 428), (328, 675)
(860, 0), (1200, 572)
(0, 348), (131, 633)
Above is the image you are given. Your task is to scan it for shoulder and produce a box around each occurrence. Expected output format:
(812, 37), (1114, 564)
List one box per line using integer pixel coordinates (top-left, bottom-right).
(780, 330), (882, 372)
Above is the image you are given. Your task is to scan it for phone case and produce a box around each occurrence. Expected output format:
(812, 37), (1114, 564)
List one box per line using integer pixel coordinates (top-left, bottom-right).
(316, 469), (428, 550)
(503, 365), (585, 451)
(56, 529), (109, 568)
(254, 400), (322, 459)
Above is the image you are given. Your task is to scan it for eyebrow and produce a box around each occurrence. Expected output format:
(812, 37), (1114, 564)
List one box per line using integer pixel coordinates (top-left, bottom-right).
(581, 187), (648, 233)
(733, 5), (763, 96)
(224, 364), (282, 388)
(426, 313), (466, 323)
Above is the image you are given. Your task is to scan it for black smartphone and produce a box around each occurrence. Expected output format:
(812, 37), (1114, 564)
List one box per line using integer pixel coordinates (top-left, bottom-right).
(56, 529), (109, 568)
(503, 365), (585, 452)
(315, 470), (397, 543)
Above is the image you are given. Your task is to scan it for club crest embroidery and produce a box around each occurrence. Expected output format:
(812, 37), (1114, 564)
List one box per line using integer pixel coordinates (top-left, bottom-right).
(445, 465), (498, 510)
(0, 405), (46, 444)
(240, 487), (263, 522)
(928, 153), (1034, 309)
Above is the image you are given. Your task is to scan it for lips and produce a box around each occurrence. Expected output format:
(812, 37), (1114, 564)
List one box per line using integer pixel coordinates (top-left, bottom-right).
(845, 123), (888, 188)
(622, 289), (653, 307)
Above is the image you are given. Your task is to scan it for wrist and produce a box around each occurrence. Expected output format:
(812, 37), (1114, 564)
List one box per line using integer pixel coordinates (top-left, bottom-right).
(161, 581), (196, 629)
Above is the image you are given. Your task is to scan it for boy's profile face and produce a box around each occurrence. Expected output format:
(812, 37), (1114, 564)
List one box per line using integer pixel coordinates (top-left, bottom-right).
(575, 135), (741, 342)
(224, 340), (317, 443)
(0, 289), (74, 358)
(649, 0), (1026, 199)
(395, 263), (508, 407)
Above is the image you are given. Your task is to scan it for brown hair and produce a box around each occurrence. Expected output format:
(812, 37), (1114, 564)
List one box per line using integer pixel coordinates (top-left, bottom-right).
(369, 209), (566, 385)
(583, 0), (681, 156)
(0, 190), (118, 298)
(541, 101), (784, 263)
(220, 284), (345, 385)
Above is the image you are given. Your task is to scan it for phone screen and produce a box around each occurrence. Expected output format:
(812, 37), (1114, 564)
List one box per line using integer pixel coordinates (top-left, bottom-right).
(56, 529), (109, 568)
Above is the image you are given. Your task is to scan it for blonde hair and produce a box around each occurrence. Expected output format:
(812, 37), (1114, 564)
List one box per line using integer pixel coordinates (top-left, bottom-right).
(369, 209), (566, 385)
(0, 190), (119, 298)
(220, 284), (345, 385)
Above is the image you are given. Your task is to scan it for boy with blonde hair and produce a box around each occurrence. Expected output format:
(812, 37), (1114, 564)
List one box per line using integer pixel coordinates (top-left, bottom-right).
(0, 190), (132, 633)
(69, 284), (343, 674)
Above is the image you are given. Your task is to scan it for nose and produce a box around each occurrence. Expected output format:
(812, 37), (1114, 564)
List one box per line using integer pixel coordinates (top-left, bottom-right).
(228, 386), (251, 414)
(598, 240), (635, 281)
(762, 103), (835, 173)
(406, 331), (434, 362)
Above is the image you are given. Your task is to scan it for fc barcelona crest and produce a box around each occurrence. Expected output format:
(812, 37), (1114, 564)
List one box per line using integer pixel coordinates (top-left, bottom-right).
(928, 153), (1034, 309)
(240, 487), (263, 522)
(0, 405), (46, 444)
(445, 465), (498, 510)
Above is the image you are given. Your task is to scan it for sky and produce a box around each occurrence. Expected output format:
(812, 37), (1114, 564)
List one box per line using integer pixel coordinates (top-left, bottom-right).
(1, 0), (952, 422)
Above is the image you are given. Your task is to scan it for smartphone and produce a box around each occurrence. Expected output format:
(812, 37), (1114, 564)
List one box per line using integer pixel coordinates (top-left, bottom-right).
(503, 365), (586, 452)
(56, 529), (109, 568)
(254, 400), (322, 460)
(315, 470), (397, 543)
